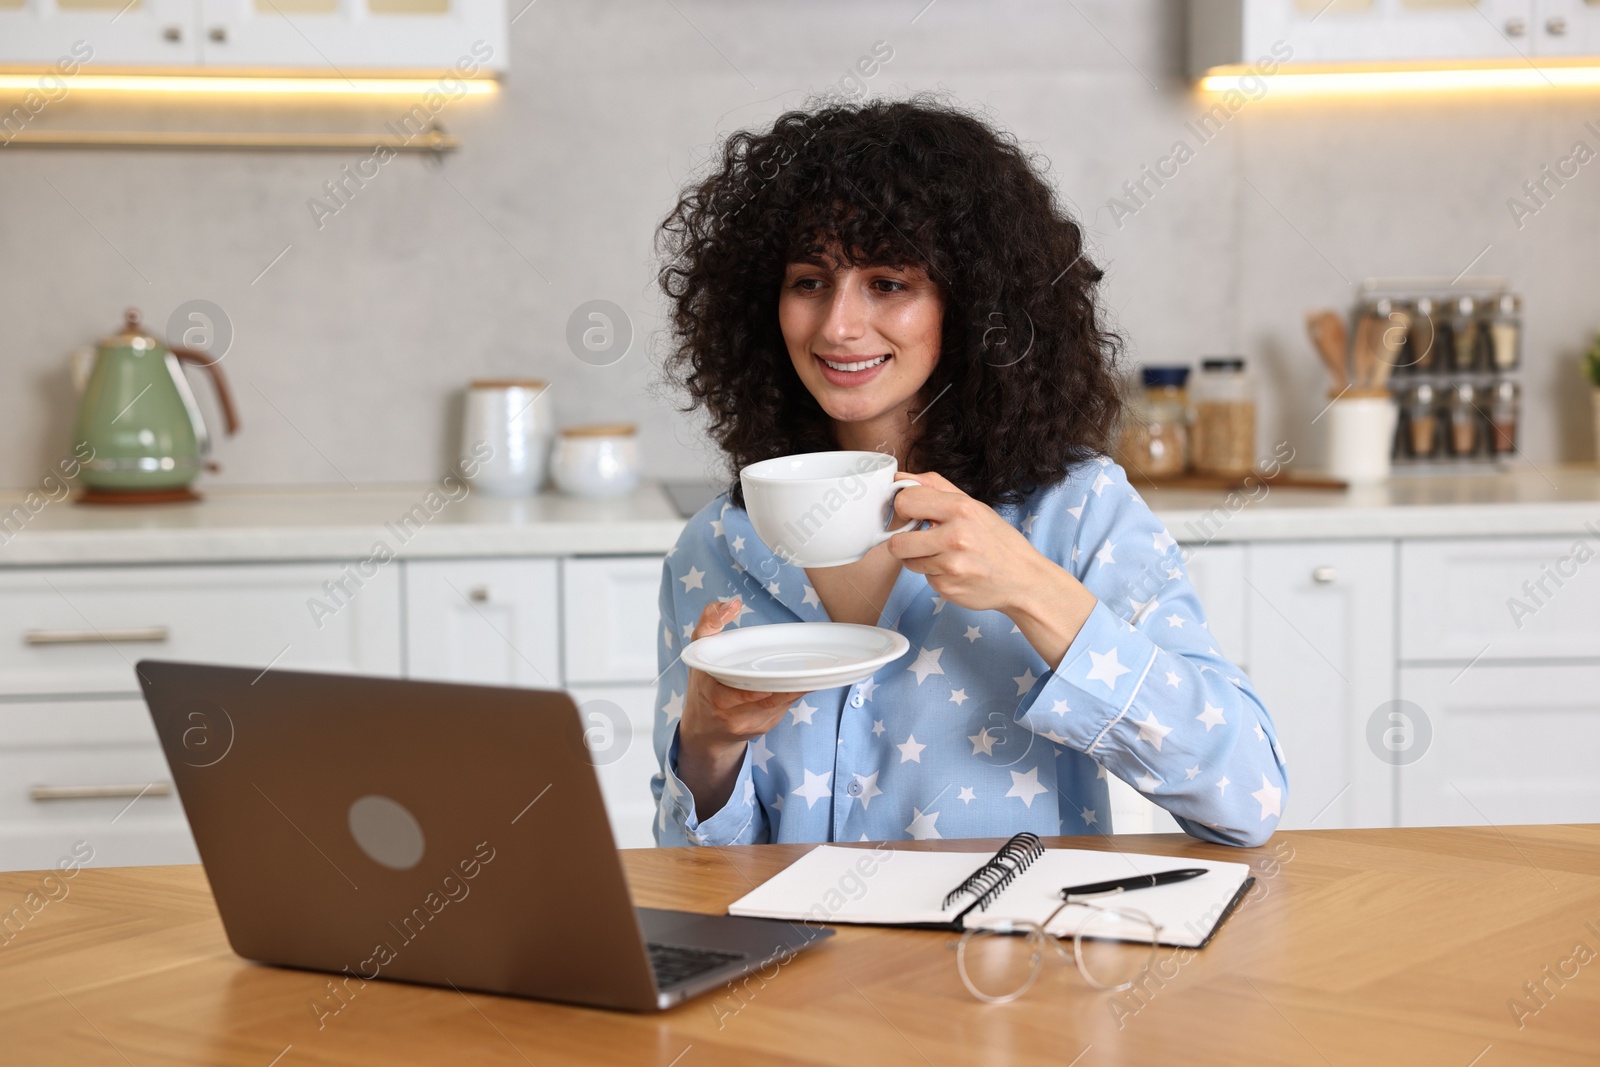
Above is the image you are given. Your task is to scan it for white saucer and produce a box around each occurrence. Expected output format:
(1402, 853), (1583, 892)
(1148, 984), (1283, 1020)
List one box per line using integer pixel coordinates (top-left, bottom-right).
(681, 622), (910, 692)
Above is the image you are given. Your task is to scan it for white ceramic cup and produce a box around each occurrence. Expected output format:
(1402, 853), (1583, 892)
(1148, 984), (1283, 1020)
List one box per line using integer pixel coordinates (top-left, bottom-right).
(740, 451), (920, 568)
(1324, 394), (1398, 484)
(461, 380), (552, 496)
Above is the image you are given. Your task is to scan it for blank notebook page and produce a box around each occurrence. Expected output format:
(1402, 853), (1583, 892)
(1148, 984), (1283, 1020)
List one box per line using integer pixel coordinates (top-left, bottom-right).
(728, 845), (1252, 948)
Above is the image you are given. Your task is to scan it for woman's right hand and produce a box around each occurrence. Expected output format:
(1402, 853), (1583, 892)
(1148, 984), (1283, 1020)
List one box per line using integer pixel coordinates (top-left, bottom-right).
(676, 598), (804, 815)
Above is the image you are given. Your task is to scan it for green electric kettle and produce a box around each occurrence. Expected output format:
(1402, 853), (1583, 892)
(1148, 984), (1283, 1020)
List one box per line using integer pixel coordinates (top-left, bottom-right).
(72, 308), (240, 503)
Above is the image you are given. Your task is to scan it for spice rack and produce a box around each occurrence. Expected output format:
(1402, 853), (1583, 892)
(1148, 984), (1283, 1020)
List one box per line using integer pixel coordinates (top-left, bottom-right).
(1354, 278), (1523, 471)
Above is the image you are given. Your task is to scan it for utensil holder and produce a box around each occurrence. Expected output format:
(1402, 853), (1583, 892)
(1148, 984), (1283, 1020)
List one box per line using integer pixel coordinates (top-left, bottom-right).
(1324, 392), (1397, 484)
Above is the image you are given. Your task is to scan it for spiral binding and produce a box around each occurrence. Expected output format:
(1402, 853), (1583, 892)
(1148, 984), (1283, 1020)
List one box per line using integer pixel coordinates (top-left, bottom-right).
(942, 832), (1046, 912)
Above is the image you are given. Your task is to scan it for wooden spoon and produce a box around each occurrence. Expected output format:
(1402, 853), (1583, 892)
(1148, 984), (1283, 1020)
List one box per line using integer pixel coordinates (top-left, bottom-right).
(1304, 310), (1348, 391)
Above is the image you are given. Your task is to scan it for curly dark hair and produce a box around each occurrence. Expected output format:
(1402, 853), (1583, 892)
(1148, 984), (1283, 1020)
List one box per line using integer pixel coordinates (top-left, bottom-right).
(656, 94), (1123, 509)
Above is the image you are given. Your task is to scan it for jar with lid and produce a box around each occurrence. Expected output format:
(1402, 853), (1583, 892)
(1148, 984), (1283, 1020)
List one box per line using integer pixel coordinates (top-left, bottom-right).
(1405, 382), (1440, 458)
(1488, 379), (1520, 455)
(1446, 382), (1481, 457)
(1489, 293), (1522, 371)
(1407, 296), (1441, 373)
(1450, 296), (1482, 373)
(1116, 366), (1190, 478)
(1190, 357), (1257, 477)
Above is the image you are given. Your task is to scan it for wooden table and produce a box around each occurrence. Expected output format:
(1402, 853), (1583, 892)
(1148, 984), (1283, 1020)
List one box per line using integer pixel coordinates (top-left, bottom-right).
(3, 826), (1598, 1066)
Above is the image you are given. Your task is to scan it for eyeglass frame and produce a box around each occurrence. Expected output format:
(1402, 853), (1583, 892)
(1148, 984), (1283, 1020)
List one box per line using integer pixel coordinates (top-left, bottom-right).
(954, 891), (1163, 1003)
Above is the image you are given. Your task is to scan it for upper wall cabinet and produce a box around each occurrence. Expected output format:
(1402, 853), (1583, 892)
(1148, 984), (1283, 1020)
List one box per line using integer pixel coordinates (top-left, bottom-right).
(0, 0), (507, 72)
(1189, 0), (1600, 73)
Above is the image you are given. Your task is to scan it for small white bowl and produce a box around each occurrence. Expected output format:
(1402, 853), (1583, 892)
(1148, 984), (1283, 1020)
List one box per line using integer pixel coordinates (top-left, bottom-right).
(551, 424), (640, 498)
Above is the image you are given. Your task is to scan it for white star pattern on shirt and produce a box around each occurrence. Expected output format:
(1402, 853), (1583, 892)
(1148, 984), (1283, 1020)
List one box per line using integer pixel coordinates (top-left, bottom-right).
(801, 584), (820, 608)
(1067, 496), (1086, 519)
(968, 727), (998, 756)
(1129, 595), (1159, 624)
(1217, 776), (1231, 796)
(1080, 807), (1097, 826)
(851, 771), (884, 810)
(957, 787), (976, 804)
(905, 807), (941, 840)
(709, 518), (725, 537)
(661, 690), (684, 722)
(1153, 529), (1176, 553)
(714, 595), (753, 625)
(870, 719), (885, 737)
(1185, 765), (1201, 780)
(1134, 712), (1172, 750)
(1051, 698), (1071, 715)
(1251, 774), (1283, 820)
(1165, 671), (1181, 688)
(858, 678), (879, 702)
(1094, 541), (1116, 566)
(681, 621), (694, 639)
(930, 595), (946, 615)
(730, 535), (745, 551)
(1134, 773), (1162, 793)
(789, 699), (818, 726)
(1166, 565), (1183, 580)
(1196, 703), (1227, 731)
(949, 688), (969, 706)
(1254, 722), (1267, 741)
(1165, 613), (1185, 628)
(897, 734), (926, 763)
(1085, 648), (1131, 690)
(964, 625), (982, 643)
(1091, 470), (1114, 496)
(679, 566), (705, 592)
(748, 734), (774, 772)
(909, 647), (945, 684)
(1071, 546), (1082, 564)
(1013, 668), (1037, 696)
(662, 626), (672, 647)
(792, 769), (832, 809)
(1021, 512), (1038, 536)
(1005, 767), (1050, 808)
(767, 580), (781, 597)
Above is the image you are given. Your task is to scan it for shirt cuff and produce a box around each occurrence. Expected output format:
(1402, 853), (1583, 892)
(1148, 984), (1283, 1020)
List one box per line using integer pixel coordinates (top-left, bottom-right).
(656, 725), (758, 846)
(1014, 599), (1158, 753)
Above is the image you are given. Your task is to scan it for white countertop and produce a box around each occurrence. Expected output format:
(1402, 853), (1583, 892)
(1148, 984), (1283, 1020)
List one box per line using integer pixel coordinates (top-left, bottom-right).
(0, 466), (1596, 566)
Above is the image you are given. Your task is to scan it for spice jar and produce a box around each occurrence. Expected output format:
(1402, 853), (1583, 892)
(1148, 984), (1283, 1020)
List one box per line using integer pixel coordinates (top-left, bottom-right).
(1116, 366), (1190, 478)
(1446, 382), (1480, 457)
(1488, 379), (1520, 455)
(1190, 357), (1257, 477)
(1450, 296), (1482, 373)
(1405, 382), (1440, 458)
(1490, 293), (1522, 371)
(1407, 297), (1440, 373)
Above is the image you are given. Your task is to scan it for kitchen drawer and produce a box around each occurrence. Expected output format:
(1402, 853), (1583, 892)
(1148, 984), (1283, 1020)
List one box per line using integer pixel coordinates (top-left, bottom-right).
(1400, 537), (1600, 662)
(404, 559), (560, 687)
(0, 697), (159, 748)
(568, 684), (658, 849)
(1179, 542), (1246, 669)
(0, 564), (402, 697)
(1397, 663), (1600, 827)
(562, 557), (666, 685)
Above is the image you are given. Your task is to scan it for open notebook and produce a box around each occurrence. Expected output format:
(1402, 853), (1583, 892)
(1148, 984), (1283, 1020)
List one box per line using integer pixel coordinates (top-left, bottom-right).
(729, 834), (1255, 948)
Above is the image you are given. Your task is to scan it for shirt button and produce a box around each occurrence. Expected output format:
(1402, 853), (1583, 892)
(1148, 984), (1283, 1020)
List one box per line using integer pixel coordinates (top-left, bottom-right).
(846, 779), (863, 797)
(850, 692), (865, 708)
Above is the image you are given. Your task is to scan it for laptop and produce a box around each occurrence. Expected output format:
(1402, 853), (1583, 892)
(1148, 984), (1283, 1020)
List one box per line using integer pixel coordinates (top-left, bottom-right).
(136, 660), (830, 1012)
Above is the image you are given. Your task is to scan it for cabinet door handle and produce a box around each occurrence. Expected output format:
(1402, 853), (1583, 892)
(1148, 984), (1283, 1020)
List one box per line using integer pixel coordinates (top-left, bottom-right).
(1546, 15), (1568, 36)
(25, 627), (170, 646)
(1504, 16), (1527, 36)
(30, 783), (173, 802)
(1311, 566), (1337, 584)
(468, 586), (490, 602)
(163, 24), (184, 42)
(208, 26), (228, 43)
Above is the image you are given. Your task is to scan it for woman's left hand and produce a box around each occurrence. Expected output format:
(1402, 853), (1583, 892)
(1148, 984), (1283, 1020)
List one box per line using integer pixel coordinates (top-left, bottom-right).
(885, 470), (1052, 614)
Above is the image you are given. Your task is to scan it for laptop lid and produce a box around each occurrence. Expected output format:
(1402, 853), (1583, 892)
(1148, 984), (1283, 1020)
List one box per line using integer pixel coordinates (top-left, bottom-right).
(137, 660), (663, 1012)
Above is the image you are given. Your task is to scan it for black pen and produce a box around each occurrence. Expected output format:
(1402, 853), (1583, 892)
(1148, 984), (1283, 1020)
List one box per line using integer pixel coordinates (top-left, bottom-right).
(1059, 868), (1207, 899)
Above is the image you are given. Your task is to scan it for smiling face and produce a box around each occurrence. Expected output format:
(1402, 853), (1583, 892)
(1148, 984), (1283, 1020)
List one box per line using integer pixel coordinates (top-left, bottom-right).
(777, 255), (944, 448)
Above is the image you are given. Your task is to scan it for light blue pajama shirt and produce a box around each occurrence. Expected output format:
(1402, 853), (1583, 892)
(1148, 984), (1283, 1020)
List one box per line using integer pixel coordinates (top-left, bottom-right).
(651, 456), (1289, 848)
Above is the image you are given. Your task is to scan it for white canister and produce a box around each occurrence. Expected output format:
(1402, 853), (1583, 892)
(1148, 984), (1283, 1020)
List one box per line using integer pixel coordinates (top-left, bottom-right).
(1324, 392), (1397, 484)
(551, 424), (640, 498)
(461, 380), (553, 496)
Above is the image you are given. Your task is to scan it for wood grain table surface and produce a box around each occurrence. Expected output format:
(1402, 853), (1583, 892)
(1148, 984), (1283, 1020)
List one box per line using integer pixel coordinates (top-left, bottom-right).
(2, 825), (1598, 1067)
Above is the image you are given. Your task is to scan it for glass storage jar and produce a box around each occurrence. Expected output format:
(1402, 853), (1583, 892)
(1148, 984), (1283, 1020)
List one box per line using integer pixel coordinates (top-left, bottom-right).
(1190, 357), (1257, 477)
(1116, 366), (1190, 478)
(1446, 382), (1481, 457)
(1450, 296), (1486, 372)
(1489, 293), (1522, 371)
(1405, 382), (1440, 458)
(1488, 379), (1520, 455)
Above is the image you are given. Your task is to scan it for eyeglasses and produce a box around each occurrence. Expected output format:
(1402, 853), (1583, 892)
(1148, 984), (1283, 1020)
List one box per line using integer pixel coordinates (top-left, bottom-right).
(954, 898), (1161, 1003)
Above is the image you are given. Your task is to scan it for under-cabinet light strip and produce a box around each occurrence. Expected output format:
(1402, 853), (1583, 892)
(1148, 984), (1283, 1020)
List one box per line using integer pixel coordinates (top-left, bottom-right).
(0, 74), (498, 96)
(1201, 64), (1600, 96)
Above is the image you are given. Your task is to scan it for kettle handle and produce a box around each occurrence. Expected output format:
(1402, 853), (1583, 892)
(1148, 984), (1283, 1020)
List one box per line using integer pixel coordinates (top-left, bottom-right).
(170, 349), (241, 436)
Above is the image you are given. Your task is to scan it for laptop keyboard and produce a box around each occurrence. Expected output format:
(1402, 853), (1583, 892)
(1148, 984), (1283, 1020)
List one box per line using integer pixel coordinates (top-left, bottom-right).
(648, 942), (746, 988)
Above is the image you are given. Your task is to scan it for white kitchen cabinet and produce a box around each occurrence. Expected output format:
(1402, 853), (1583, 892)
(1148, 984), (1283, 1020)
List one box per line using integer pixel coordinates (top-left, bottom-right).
(567, 685), (659, 850)
(1532, 0), (1600, 55)
(0, 563), (401, 697)
(1180, 541), (1248, 670)
(1397, 663), (1600, 827)
(1400, 536), (1600, 662)
(0, 698), (198, 872)
(403, 558), (559, 688)
(1244, 540), (1396, 830)
(561, 556), (666, 686)
(0, 0), (505, 72)
(1189, 0), (1545, 74)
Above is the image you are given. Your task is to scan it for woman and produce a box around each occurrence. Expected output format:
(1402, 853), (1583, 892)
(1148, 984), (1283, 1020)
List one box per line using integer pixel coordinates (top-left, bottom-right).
(651, 97), (1287, 848)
